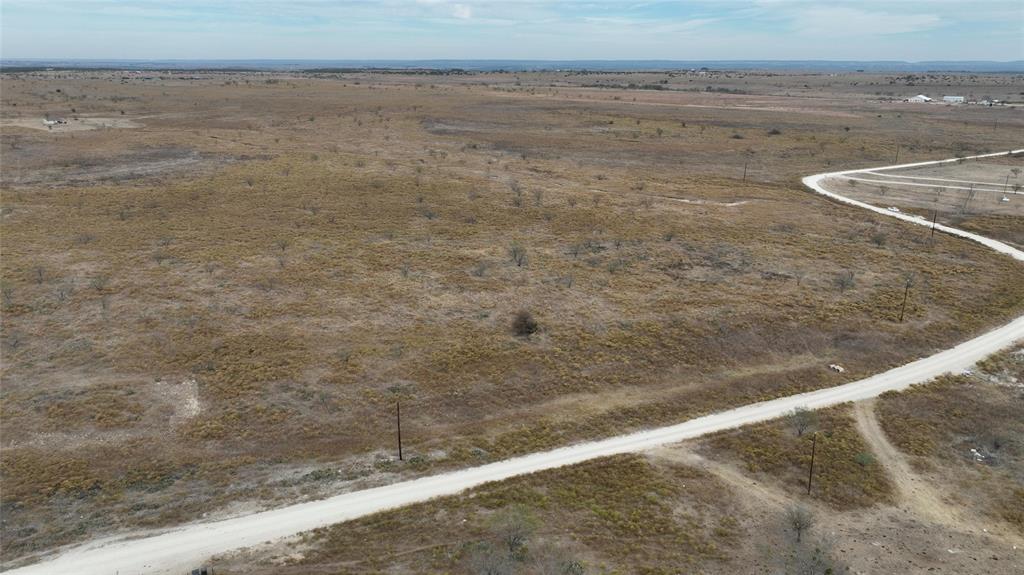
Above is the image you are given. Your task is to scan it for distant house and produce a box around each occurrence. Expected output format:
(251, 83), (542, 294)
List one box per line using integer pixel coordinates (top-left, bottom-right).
(942, 96), (965, 104)
(907, 94), (932, 103)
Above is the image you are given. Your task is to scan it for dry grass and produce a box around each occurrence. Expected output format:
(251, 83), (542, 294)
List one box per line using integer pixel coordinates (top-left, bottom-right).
(2, 69), (1023, 561)
(703, 406), (895, 509)
(876, 346), (1024, 532)
(214, 454), (743, 574)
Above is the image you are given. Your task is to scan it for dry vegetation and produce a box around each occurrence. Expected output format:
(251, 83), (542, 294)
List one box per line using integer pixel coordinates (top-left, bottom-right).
(213, 349), (1024, 574)
(704, 406), (894, 510)
(876, 345), (1024, 533)
(1, 68), (1023, 564)
(213, 454), (767, 574)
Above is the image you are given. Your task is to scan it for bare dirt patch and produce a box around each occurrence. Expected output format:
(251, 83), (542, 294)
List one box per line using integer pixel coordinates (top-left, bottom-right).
(1, 146), (232, 186)
(1, 116), (142, 132)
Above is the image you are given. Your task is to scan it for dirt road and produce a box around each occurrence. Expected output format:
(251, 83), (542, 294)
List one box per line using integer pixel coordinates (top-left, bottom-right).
(6, 150), (1023, 575)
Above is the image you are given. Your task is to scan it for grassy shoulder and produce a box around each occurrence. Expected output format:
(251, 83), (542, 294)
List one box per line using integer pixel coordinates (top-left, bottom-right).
(215, 454), (745, 574)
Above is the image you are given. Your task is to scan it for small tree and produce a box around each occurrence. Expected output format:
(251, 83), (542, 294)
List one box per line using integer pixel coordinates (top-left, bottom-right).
(509, 243), (528, 267)
(786, 505), (814, 543)
(789, 407), (817, 437)
(493, 505), (536, 559)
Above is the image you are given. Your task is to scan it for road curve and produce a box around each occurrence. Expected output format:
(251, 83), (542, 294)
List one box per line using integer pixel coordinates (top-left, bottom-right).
(7, 150), (1024, 575)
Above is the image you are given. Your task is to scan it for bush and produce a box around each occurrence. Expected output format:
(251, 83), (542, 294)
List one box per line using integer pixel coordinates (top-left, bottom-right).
(509, 243), (528, 267)
(512, 311), (538, 337)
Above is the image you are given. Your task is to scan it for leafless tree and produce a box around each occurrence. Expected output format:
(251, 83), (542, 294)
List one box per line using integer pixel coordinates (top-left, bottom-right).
(786, 505), (814, 543)
(509, 243), (528, 267)
(494, 506), (536, 559)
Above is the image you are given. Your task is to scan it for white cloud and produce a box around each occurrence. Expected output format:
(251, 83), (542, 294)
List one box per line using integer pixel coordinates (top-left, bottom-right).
(452, 3), (472, 19)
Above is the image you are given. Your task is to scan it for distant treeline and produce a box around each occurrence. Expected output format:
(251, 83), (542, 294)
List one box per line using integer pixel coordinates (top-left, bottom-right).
(3, 59), (1023, 73)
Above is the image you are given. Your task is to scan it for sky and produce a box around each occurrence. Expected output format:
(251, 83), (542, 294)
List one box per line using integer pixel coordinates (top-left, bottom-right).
(2, 0), (1022, 61)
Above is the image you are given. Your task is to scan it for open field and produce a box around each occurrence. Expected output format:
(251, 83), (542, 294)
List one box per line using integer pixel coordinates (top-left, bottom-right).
(209, 347), (1024, 574)
(2, 68), (1023, 567)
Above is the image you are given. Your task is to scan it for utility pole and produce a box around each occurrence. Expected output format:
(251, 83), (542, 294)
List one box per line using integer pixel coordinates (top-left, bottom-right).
(742, 160), (748, 182)
(899, 281), (911, 322)
(963, 183), (974, 213)
(930, 209), (938, 240)
(396, 401), (403, 461)
(806, 432), (818, 495)
(894, 144), (900, 164)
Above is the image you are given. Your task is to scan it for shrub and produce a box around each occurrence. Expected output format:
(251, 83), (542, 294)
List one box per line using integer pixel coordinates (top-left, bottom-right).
(512, 311), (538, 337)
(785, 505), (814, 542)
(788, 407), (817, 437)
(834, 270), (855, 293)
(509, 243), (528, 267)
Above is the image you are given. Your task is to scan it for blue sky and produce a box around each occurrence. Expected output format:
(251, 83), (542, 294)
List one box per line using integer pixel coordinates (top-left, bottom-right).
(2, 1), (1022, 61)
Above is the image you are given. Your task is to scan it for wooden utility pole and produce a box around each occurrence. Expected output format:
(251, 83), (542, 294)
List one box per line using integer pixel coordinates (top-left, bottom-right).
(806, 432), (818, 495)
(963, 184), (975, 213)
(894, 144), (900, 164)
(396, 401), (403, 461)
(899, 281), (911, 322)
(930, 209), (938, 240)
(742, 160), (748, 182)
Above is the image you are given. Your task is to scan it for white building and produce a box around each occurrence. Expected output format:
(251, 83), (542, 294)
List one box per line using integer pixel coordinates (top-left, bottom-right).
(943, 96), (965, 103)
(907, 94), (932, 103)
